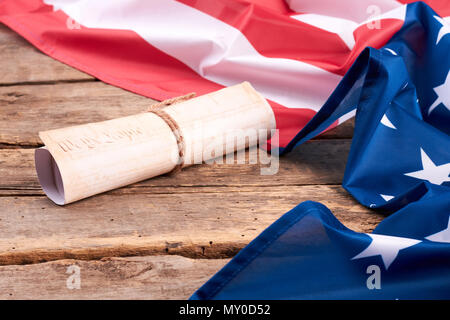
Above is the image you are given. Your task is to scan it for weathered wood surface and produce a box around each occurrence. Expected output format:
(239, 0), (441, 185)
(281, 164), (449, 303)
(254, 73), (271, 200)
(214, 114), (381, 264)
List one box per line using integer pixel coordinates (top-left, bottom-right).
(0, 184), (381, 266)
(0, 24), (377, 299)
(0, 138), (380, 267)
(0, 82), (155, 146)
(0, 256), (228, 300)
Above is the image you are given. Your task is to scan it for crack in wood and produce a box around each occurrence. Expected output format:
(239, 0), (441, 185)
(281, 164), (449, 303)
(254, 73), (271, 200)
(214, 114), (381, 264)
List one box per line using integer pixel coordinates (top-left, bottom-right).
(0, 243), (245, 266)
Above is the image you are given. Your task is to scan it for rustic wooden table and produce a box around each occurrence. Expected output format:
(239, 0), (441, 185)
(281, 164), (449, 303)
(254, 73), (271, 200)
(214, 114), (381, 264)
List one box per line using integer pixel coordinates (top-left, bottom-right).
(0, 24), (384, 299)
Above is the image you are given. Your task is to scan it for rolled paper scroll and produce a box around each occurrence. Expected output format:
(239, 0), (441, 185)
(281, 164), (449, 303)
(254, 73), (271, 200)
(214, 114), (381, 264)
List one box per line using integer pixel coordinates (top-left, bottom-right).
(35, 82), (276, 205)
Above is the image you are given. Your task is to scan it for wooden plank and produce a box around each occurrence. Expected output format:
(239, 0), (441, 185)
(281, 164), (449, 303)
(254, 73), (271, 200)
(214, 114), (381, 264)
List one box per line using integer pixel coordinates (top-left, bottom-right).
(0, 185), (381, 266)
(0, 25), (94, 85)
(0, 255), (228, 299)
(0, 82), (155, 146)
(0, 139), (351, 194)
(0, 81), (353, 146)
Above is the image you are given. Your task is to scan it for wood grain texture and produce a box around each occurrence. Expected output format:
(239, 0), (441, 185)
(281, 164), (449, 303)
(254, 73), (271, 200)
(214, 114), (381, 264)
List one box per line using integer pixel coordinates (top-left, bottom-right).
(0, 138), (379, 266)
(0, 19), (373, 302)
(0, 25), (94, 85)
(0, 184), (382, 266)
(0, 82), (155, 146)
(0, 255), (227, 299)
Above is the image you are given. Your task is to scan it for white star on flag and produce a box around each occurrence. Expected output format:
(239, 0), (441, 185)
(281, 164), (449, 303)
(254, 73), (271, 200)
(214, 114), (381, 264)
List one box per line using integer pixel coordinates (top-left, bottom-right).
(384, 48), (398, 56)
(380, 114), (396, 129)
(352, 234), (421, 269)
(426, 216), (450, 243)
(380, 194), (394, 201)
(404, 148), (450, 185)
(428, 70), (450, 115)
(434, 16), (450, 45)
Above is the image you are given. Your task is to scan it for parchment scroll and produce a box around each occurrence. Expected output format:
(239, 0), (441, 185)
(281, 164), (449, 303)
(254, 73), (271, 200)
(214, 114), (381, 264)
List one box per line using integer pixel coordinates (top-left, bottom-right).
(35, 82), (276, 205)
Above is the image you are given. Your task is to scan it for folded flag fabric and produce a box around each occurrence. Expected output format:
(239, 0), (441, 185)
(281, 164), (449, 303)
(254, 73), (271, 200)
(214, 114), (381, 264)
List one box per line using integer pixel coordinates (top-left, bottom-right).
(1, 0), (449, 148)
(191, 198), (450, 299)
(191, 2), (450, 299)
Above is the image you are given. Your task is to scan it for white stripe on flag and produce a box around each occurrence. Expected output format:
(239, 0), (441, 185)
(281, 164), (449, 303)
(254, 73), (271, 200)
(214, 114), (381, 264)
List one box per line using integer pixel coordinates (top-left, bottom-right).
(291, 5), (407, 50)
(44, 0), (342, 111)
(286, 0), (402, 22)
(338, 109), (357, 125)
(291, 14), (358, 49)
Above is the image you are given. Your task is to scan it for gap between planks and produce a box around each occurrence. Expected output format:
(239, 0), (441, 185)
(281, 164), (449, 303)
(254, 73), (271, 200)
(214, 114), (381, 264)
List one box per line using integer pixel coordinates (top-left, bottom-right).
(0, 78), (98, 88)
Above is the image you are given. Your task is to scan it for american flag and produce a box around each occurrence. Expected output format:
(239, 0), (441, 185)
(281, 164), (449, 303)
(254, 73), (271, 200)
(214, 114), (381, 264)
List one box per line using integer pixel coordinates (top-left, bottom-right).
(2, 0), (448, 147)
(1, 0), (449, 299)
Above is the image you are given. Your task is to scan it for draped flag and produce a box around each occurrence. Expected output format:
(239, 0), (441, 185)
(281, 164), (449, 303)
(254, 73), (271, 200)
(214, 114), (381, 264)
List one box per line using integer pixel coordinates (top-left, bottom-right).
(1, 0), (449, 147)
(191, 2), (450, 299)
(1, 0), (449, 299)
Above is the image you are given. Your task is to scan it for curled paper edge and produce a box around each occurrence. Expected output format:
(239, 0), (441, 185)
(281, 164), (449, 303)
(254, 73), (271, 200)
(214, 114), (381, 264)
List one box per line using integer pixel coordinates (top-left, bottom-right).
(35, 147), (65, 205)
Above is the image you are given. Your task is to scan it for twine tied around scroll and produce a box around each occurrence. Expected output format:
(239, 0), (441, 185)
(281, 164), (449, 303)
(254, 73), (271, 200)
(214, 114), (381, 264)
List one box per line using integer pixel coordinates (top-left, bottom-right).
(148, 92), (196, 173)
